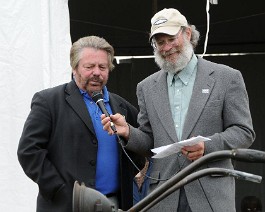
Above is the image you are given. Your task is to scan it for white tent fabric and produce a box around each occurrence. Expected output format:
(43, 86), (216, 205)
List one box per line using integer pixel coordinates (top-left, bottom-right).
(0, 0), (71, 211)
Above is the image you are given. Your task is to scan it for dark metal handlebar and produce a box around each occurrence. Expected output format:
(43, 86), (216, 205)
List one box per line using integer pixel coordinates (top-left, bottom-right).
(127, 149), (265, 212)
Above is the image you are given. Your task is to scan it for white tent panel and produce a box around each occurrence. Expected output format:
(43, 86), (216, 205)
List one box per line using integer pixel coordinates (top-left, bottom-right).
(0, 0), (71, 211)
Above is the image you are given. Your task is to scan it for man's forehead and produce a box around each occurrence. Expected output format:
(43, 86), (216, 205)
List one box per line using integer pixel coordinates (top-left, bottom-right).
(154, 33), (176, 40)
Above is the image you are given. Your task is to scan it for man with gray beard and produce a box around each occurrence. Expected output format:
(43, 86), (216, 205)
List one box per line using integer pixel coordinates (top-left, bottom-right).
(101, 8), (255, 212)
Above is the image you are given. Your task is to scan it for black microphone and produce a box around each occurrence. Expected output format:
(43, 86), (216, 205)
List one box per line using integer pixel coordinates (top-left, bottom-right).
(92, 91), (117, 133)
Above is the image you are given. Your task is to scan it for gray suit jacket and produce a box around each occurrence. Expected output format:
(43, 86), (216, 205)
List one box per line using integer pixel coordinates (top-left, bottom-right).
(127, 57), (255, 212)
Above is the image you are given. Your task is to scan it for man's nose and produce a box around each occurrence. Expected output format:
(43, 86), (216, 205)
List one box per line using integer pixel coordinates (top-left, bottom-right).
(162, 43), (173, 51)
(92, 66), (101, 75)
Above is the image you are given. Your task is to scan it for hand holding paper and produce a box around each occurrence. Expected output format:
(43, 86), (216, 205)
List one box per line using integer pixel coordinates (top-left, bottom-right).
(151, 136), (211, 159)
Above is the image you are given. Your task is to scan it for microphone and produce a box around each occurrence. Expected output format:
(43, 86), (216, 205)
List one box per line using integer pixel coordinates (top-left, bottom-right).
(92, 91), (117, 133)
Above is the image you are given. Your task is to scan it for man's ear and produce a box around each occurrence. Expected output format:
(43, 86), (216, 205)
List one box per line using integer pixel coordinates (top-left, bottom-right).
(72, 70), (77, 80)
(185, 27), (192, 41)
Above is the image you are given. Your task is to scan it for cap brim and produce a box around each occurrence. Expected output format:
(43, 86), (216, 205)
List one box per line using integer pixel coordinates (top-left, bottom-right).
(149, 26), (181, 41)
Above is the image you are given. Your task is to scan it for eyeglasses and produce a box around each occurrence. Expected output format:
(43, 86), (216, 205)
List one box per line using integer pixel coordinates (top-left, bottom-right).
(151, 28), (183, 50)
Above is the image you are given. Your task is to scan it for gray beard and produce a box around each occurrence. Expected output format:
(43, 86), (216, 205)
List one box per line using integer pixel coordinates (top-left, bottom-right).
(154, 38), (194, 74)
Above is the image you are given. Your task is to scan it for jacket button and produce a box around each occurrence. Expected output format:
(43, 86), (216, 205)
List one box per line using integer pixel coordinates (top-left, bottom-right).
(92, 138), (97, 144)
(89, 160), (96, 166)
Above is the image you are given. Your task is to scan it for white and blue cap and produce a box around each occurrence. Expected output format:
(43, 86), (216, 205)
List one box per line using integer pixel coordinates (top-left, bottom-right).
(150, 8), (188, 41)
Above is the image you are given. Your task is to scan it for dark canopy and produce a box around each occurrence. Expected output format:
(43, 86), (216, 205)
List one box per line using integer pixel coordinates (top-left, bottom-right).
(69, 0), (265, 56)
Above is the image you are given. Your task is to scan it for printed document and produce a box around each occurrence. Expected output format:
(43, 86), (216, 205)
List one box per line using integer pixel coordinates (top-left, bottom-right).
(151, 136), (211, 158)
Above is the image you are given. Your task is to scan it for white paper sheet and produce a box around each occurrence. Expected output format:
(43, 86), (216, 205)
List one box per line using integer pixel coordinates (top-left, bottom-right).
(151, 136), (211, 158)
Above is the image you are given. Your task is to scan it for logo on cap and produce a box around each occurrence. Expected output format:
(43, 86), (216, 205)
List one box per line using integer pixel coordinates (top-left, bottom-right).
(153, 18), (168, 25)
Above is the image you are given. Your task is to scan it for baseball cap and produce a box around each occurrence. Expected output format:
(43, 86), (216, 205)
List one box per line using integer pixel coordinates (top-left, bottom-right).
(150, 8), (188, 41)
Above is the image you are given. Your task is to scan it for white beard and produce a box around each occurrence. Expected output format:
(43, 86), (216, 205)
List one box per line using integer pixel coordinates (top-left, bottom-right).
(154, 37), (194, 74)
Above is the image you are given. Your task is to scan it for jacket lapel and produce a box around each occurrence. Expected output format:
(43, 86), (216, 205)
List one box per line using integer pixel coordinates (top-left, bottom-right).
(152, 71), (179, 144)
(109, 94), (127, 118)
(65, 81), (96, 136)
(182, 58), (215, 140)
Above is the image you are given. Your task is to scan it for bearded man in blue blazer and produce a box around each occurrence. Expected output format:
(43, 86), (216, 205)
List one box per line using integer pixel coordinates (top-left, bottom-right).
(17, 36), (143, 212)
(101, 8), (255, 212)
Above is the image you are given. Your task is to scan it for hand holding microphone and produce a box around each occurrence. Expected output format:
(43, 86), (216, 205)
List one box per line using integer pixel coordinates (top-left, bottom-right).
(92, 91), (130, 138)
(101, 114), (130, 138)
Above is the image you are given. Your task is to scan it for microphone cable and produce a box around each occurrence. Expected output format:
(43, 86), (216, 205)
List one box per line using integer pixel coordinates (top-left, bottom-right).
(115, 132), (187, 182)
(91, 90), (184, 181)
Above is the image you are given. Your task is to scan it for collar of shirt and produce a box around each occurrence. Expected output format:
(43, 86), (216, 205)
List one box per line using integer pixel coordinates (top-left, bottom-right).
(79, 86), (110, 103)
(167, 54), (198, 86)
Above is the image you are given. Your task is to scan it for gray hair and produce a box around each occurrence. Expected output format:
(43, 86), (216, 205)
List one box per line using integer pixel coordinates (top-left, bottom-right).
(70, 35), (115, 71)
(184, 24), (200, 49)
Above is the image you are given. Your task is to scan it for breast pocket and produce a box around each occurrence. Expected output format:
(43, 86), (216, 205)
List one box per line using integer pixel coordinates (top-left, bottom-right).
(205, 100), (222, 107)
